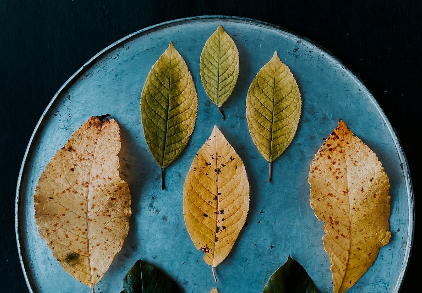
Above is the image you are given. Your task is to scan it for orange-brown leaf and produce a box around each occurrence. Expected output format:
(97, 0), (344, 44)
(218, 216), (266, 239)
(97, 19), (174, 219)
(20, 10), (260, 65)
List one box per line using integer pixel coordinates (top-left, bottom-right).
(34, 116), (131, 289)
(309, 120), (391, 293)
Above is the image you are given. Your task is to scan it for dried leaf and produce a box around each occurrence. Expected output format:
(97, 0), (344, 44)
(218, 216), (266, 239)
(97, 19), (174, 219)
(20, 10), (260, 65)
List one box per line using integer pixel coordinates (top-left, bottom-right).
(263, 256), (319, 293)
(210, 289), (219, 293)
(121, 260), (181, 293)
(141, 42), (198, 189)
(309, 120), (391, 293)
(200, 25), (239, 119)
(34, 116), (131, 289)
(246, 51), (301, 181)
(183, 126), (249, 280)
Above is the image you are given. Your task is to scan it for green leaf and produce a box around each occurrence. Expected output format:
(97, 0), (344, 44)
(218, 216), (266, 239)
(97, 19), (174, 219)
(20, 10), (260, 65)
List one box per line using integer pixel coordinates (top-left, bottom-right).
(263, 256), (319, 293)
(141, 42), (198, 170)
(246, 51), (301, 181)
(200, 25), (239, 117)
(122, 260), (182, 293)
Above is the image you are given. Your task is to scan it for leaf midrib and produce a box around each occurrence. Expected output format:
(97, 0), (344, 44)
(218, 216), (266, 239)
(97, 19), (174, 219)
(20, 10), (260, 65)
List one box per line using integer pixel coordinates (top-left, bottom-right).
(161, 54), (172, 167)
(212, 132), (219, 267)
(216, 31), (221, 106)
(269, 74), (276, 162)
(86, 121), (102, 288)
(339, 138), (352, 292)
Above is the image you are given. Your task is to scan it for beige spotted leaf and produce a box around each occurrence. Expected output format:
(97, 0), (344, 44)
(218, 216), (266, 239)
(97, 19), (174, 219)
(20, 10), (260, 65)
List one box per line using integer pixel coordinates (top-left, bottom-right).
(141, 42), (198, 189)
(200, 25), (239, 119)
(183, 126), (249, 281)
(309, 120), (391, 293)
(210, 289), (219, 293)
(34, 116), (131, 290)
(246, 51), (301, 182)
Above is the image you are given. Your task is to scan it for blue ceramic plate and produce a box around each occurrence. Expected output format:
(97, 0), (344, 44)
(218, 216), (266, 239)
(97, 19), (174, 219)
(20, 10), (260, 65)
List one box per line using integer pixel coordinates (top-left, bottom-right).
(16, 16), (414, 293)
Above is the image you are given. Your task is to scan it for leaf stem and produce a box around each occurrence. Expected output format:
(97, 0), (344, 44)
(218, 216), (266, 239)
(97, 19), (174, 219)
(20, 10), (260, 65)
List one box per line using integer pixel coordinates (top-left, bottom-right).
(161, 168), (165, 190)
(268, 161), (272, 183)
(218, 106), (226, 120)
(212, 266), (217, 283)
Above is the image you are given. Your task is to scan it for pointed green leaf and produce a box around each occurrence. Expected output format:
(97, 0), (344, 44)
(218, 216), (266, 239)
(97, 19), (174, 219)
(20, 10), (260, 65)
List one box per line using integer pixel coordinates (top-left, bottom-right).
(122, 260), (182, 293)
(263, 256), (319, 293)
(246, 52), (301, 163)
(141, 42), (198, 169)
(200, 25), (239, 110)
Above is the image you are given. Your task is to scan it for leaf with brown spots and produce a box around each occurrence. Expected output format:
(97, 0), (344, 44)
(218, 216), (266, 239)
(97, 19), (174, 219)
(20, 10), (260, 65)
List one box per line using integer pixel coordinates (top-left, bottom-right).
(183, 126), (249, 282)
(309, 119), (391, 293)
(34, 115), (131, 291)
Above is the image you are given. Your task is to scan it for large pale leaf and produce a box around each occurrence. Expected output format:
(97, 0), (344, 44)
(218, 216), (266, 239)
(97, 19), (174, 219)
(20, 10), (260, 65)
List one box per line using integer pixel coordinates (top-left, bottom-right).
(210, 289), (219, 293)
(246, 51), (301, 181)
(34, 115), (131, 290)
(121, 260), (181, 293)
(200, 25), (239, 119)
(263, 256), (319, 293)
(309, 120), (391, 293)
(183, 126), (249, 280)
(141, 42), (198, 188)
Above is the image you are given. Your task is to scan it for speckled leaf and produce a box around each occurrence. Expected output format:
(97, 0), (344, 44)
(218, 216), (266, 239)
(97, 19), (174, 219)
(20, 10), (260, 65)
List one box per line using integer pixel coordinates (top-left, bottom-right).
(309, 120), (391, 293)
(34, 116), (131, 290)
(141, 42), (198, 187)
(246, 51), (301, 181)
(210, 289), (219, 293)
(121, 260), (181, 293)
(263, 256), (319, 293)
(200, 25), (239, 118)
(183, 126), (249, 280)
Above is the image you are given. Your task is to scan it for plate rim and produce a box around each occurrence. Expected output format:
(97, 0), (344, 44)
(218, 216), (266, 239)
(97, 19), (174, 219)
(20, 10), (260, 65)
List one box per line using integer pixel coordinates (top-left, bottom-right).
(15, 15), (414, 293)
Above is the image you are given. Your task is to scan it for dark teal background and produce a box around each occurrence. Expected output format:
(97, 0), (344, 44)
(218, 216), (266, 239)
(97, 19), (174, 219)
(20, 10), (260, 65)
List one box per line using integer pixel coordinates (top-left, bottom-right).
(1, 1), (419, 292)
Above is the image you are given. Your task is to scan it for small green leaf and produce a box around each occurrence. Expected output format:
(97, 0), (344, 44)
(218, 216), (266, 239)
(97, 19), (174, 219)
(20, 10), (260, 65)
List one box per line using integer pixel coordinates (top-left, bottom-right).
(246, 51), (301, 181)
(141, 42), (198, 188)
(263, 256), (319, 293)
(200, 25), (239, 118)
(122, 260), (181, 293)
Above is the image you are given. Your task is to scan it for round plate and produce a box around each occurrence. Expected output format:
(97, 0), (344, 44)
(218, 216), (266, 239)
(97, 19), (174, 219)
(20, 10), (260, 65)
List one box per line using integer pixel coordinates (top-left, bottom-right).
(16, 16), (414, 293)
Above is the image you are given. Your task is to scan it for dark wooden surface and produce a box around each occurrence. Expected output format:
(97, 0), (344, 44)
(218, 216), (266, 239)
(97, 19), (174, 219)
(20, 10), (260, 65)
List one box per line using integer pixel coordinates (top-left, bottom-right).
(1, 1), (419, 292)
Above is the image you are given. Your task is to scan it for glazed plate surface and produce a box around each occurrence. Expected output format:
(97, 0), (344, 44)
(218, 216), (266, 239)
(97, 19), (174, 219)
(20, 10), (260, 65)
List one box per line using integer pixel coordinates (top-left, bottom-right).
(16, 16), (413, 293)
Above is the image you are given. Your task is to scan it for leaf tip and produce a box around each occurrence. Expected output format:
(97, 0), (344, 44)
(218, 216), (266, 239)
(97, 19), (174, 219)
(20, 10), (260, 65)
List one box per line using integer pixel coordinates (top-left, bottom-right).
(167, 42), (177, 53)
(95, 114), (111, 122)
(211, 125), (223, 138)
(338, 118), (348, 128)
(217, 24), (224, 32)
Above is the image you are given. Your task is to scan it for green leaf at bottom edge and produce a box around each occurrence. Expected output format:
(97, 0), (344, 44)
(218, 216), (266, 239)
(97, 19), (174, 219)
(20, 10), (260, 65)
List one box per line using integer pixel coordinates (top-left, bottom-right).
(263, 256), (319, 293)
(122, 260), (182, 293)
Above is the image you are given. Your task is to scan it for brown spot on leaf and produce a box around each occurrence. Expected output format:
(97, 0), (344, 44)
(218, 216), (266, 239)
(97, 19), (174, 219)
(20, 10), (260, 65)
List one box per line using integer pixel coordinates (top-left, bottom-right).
(65, 252), (80, 266)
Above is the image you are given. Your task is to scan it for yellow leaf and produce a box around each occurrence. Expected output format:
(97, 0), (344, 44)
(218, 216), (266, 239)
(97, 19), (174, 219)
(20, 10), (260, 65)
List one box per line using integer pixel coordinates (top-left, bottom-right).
(34, 116), (131, 289)
(183, 126), (249, 278)
(246, 51), (301, 181)
(309, 120), (391, 293)
(210, 289), (219, 293)
(200, 25), (239, 119)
